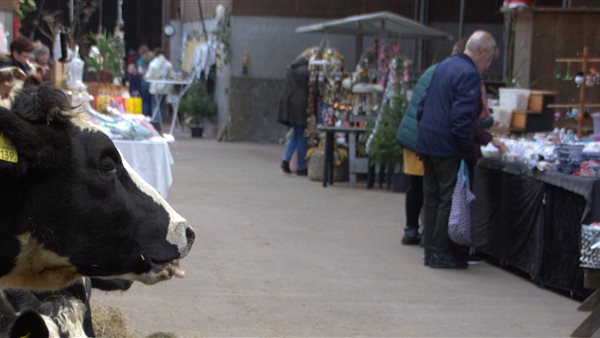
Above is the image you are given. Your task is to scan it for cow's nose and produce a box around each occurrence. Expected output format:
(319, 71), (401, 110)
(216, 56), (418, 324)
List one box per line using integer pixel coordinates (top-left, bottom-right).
(186, 227), (195, 246)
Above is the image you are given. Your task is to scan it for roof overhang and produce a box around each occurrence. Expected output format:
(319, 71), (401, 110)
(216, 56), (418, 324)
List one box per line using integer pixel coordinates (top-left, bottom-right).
(295, 11), (453, 41)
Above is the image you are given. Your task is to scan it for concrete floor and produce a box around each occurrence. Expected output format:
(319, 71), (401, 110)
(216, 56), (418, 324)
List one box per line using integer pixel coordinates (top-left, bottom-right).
(95, 139), (587, 337)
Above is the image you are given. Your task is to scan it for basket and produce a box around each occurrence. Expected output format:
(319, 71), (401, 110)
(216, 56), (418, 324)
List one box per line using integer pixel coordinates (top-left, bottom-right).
(580, 224), (600, 268)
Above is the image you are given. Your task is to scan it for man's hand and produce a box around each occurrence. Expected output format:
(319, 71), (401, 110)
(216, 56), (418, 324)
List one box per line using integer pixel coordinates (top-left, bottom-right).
(491, 138), (508, 153)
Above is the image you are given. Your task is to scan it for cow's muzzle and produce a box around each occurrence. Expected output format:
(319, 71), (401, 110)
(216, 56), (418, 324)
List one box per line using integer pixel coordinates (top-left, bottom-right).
(166, 221), (194, 259)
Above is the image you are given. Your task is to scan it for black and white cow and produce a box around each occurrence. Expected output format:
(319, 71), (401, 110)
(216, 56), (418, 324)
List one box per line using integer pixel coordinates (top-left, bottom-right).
(2, 278), (92, 337)
(0, 84), (194, 290)
(2, 277), (136, 338)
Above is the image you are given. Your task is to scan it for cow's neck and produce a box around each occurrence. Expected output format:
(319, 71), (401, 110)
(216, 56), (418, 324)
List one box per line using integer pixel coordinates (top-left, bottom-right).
(0, 233), (80, 290)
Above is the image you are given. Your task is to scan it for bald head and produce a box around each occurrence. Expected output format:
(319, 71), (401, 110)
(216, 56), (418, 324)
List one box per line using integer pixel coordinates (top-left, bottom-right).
(466, 31), (496, 53)
(464, 30), (497, 74)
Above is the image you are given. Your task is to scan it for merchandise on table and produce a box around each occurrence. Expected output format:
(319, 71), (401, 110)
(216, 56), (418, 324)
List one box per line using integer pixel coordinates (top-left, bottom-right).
(581, 223), (600, 268)
(480, 129), (600, 177)
(83, 105), (159, 140)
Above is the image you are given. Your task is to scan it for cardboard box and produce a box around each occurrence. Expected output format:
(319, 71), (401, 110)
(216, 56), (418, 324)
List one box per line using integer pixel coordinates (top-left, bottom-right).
(511, 110), (528, 129)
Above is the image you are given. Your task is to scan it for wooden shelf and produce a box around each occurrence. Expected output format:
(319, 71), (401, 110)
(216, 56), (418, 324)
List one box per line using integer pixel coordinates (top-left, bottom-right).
(548, 103), (600, 109)
(555, 58), (600, 63)
(553, 47), (599, 137)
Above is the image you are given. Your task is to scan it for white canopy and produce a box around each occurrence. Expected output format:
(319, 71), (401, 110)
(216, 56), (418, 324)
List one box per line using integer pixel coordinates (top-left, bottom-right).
(295, 11), (453, 41)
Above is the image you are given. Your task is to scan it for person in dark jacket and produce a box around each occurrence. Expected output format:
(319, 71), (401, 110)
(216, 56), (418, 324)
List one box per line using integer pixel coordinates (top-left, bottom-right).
(0, 36), (34, 76)
(278, 58), (310, 175)
(396, 39), (466, 246)
(416, 30), (499, 269)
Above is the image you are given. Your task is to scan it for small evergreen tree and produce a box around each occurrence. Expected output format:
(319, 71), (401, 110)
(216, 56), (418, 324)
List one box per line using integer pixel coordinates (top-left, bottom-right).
(367, 87), (406, 169)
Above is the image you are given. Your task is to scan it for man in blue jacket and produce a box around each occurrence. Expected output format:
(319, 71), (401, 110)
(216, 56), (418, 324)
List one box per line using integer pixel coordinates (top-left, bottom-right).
(416, 30), (497, 269)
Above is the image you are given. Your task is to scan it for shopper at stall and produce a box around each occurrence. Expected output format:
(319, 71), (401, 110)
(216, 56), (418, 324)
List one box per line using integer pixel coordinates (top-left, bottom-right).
(128, 63), (141, 96)
(145, 48), (173, 133)
(278, 57), (310, 176)
(396, 39), (467, 246)
(416, 30), (498, 269)
(31, 43), (52, 83)
(0, 36), (34, 75)
(136, 45), (152, 117)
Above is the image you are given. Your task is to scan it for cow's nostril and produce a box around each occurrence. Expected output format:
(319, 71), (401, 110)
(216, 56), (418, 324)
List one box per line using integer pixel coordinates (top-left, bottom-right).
(186, 227), (195, 244)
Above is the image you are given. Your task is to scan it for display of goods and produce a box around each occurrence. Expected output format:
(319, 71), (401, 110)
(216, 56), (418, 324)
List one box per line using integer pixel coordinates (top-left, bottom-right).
(581, 224), (600, 268)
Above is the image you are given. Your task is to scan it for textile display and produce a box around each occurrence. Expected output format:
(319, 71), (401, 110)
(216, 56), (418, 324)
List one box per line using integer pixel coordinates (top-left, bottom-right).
(448, 160), (474, 246)
(181, 39), (201, 73)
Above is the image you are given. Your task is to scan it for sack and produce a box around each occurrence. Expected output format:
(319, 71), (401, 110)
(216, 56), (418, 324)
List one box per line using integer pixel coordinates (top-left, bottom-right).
(448, 160), (475, 246)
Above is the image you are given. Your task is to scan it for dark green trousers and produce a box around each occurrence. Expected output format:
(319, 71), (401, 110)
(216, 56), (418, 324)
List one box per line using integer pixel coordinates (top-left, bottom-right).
(422, 155), (461, 256)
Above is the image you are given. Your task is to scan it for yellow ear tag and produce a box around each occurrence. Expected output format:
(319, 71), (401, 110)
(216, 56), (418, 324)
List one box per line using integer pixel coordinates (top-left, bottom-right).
(0, 132), (18, 163)
(20, 333), (31, 338)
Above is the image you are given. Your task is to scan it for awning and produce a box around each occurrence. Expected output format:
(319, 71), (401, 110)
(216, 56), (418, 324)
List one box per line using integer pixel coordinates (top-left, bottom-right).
(295, 11), (453, 41)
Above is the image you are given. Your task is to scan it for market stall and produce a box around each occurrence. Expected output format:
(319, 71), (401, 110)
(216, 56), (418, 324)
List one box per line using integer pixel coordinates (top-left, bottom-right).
(472, 157), (600, 297)
(295, 11), (452, 186)
(63, 45), (175, 198)
(472, 136), (600, 299)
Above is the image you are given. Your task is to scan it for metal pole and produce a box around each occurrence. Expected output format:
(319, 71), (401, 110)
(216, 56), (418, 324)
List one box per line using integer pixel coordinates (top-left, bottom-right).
(416, 0), (427, 71)
(197, 0), (208, 41)
(69, 0), (73, 26)
(354, 21), (363, 66)
(98, 0), (102, 33)
(117, 0), (124, 28)
(502, 11), (513, 86)
(458, 0), (465, 39)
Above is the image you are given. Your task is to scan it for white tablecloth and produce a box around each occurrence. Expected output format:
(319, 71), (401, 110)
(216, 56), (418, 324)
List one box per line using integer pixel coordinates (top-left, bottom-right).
(113, 138), (174, 198)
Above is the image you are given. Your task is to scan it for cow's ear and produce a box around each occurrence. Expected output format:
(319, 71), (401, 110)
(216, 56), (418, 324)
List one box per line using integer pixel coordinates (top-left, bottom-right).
(0, 85), (72, 170)
(0, 105), (46, 168)
(9, 311), (51, 338)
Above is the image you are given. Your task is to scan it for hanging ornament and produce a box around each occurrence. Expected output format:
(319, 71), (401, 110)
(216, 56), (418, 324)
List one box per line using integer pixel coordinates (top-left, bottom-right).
(554, 111), (561, 121)
(585, 74), (595, 87)
(575, 71), (585, 87)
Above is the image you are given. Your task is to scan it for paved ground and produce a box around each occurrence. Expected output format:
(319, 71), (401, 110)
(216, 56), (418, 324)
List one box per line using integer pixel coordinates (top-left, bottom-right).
(95, 139), (587, 337)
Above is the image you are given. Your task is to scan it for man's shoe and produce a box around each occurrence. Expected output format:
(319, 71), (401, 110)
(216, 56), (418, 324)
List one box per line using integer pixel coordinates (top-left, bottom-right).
(429, 253), (468, 269)
(401, 228), (421, 245)
(296, 168), (308, 176)
(281, 161), (291, 174)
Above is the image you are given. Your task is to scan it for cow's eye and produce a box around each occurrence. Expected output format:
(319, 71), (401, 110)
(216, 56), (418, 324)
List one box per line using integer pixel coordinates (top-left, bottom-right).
(98, 157), (117, 176)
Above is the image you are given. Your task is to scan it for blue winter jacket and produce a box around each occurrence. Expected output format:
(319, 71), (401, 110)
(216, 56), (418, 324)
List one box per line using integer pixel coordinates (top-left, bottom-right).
(416, 53), (481, 158)
(396, 64), (437, 151)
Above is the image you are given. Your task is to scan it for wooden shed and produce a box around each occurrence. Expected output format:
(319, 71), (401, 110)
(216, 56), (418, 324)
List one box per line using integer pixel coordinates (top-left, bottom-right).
(509, 7), (600, 132)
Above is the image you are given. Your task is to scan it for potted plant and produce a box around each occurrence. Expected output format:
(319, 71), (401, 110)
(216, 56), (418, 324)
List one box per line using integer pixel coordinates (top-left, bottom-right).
(180, 79), (217, 138)
(84, 31), (125, 83)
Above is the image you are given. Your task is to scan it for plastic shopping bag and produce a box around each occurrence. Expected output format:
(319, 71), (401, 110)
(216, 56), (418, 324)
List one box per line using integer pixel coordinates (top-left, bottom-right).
(448, 160), (475, 246)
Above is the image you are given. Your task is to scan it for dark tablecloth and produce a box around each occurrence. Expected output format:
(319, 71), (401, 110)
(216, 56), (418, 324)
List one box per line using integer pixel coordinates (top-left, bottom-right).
(472, 157), (600, 298)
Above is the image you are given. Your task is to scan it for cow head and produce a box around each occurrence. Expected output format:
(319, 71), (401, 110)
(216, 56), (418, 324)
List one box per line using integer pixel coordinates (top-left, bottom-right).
(0, 84), (194, 290)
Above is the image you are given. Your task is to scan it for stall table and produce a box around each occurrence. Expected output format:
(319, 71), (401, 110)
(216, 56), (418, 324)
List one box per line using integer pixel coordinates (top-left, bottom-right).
(113, 138), (174, 198)
(317, 126), (366, 187)
(146, 78), (194, 137)
(472, 157), (600, 298)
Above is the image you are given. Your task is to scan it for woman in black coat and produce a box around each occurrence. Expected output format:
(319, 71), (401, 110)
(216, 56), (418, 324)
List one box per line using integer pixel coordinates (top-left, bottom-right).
(278, 58), (310, 175)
